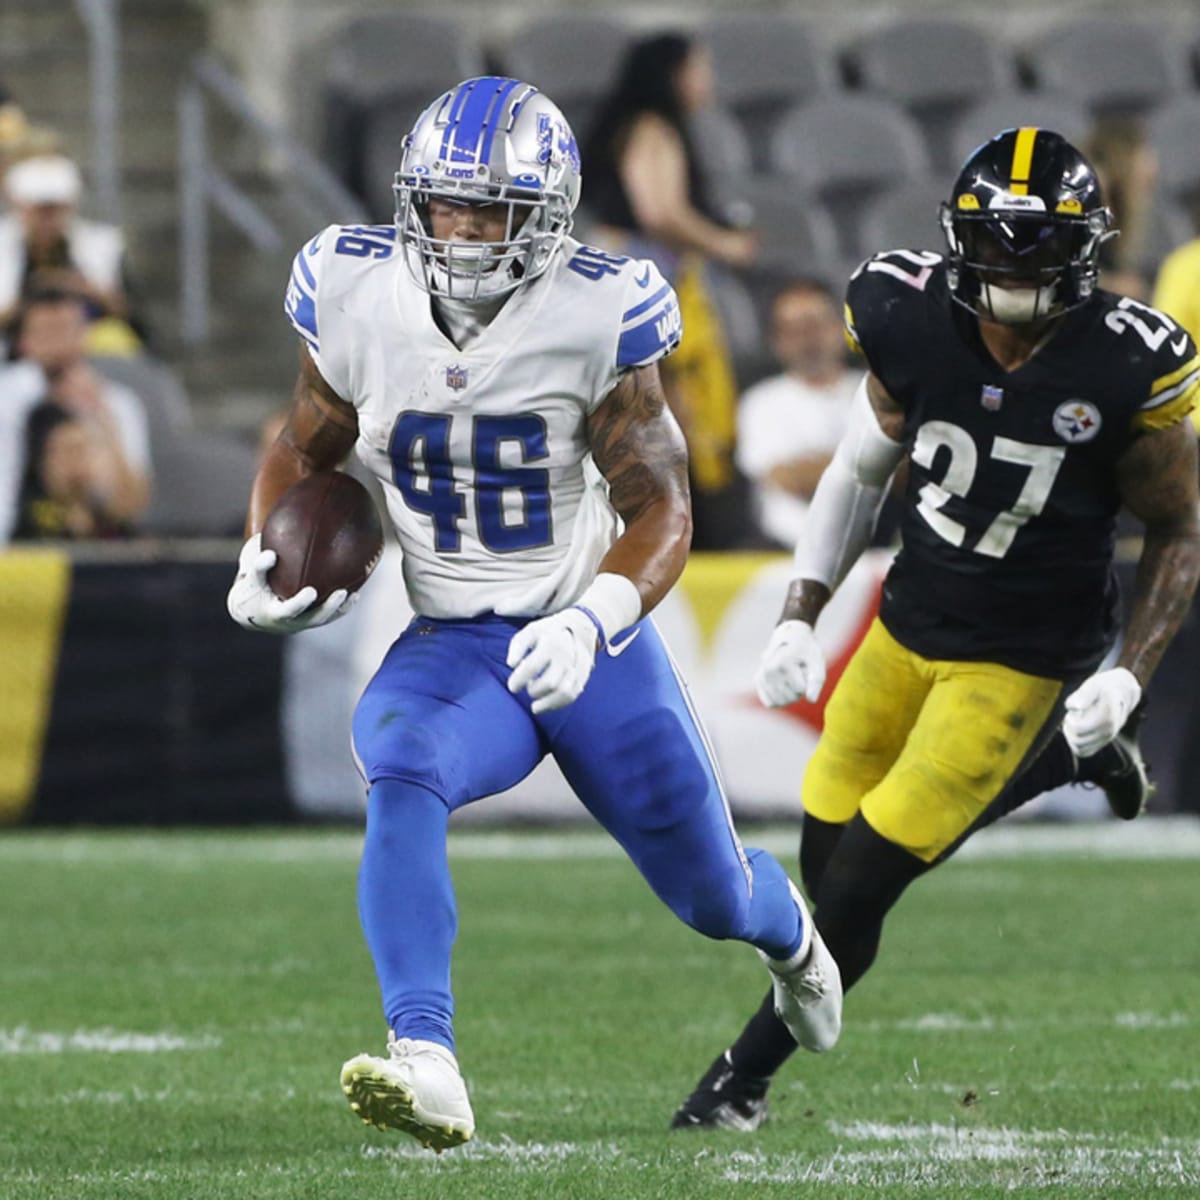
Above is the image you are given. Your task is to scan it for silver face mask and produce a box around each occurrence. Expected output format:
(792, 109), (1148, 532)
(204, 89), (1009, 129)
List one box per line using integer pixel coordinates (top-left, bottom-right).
(394, 77), (582, 301)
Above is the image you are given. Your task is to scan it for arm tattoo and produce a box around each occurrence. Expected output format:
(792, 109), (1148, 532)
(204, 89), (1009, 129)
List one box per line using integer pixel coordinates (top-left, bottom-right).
(1116, 421), (1200, 684)
(589, 365), (689, 526)
(277, 345), (358, 471)
(279, 375), (357, 470)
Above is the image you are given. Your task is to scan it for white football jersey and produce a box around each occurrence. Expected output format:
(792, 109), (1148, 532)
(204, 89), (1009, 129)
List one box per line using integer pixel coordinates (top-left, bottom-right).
(284, 226), (681, 619)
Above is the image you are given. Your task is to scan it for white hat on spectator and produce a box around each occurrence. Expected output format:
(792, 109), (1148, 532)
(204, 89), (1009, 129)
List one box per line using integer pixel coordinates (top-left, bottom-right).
(5, 154), (82, 206)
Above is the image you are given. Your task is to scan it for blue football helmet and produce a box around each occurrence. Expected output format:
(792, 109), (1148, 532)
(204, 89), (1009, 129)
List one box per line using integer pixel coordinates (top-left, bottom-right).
(395, 76), (582, 300)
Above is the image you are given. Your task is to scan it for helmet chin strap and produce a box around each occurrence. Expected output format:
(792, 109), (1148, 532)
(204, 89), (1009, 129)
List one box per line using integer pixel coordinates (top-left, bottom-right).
(980, 281), (1058, 326)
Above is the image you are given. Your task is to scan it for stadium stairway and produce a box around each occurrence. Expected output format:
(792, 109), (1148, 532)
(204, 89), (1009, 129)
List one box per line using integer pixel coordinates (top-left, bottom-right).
(3, 0), (298, 437)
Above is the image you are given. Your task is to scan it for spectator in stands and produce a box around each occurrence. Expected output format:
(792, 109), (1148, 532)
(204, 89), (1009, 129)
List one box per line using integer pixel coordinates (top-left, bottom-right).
(0, 153), (144, 353)
(736, 280), (859, 547)
(1083, 118), (1158, 300)
(7, 289), (150, 527)
(11, 401), (134, 539)
(0, 356), (45, 543)
(583, 32), (758, 549)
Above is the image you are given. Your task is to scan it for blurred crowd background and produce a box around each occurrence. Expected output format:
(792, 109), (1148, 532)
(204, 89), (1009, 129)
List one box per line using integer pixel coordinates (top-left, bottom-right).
(6, 1), (1200, 825)
(3, 0), (1200, 551)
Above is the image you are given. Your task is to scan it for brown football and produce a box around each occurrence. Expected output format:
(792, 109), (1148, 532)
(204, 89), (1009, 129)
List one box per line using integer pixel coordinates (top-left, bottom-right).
(262, 471), (385, 602)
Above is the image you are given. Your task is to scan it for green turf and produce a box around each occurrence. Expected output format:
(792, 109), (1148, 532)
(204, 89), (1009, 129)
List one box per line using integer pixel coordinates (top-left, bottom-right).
(0, 828), (1197, 1199)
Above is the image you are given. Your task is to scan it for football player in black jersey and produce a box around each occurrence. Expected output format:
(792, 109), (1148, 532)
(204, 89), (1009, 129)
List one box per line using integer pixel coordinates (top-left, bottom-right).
(671, 128), (1200, 1132)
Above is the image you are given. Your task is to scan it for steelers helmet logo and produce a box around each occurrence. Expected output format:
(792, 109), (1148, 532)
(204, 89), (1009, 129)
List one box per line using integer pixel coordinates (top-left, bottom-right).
(1053, 400), (1102, 443)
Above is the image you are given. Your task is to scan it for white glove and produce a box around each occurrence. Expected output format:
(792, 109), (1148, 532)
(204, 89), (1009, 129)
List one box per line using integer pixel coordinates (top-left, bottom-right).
(1062, 666), (1142, 757)
(756, 620), (826, 708)
(506, 607), (599, 714)
(226, 533), (357, 635)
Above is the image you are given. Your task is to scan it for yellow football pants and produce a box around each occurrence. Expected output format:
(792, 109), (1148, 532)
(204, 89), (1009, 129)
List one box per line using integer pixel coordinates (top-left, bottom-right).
(803, 619), (1065, 862)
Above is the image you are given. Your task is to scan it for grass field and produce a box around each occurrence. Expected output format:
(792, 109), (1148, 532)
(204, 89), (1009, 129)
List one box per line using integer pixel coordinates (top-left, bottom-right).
(1, 821), (1198, 1200)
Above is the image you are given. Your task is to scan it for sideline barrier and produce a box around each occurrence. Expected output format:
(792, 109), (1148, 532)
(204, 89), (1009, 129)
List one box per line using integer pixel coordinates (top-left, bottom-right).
(0, 545), (1195, 824)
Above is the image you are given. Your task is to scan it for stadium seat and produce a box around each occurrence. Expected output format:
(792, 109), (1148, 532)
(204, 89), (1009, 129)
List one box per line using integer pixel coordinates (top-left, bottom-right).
(321, 14), (483, 205)
(857, 178), (953, 262)
(703, 15), (831, 168)
(1149, 96), (1200, 209)
(1138, 195), (1195, 277)
(947, 93), (1091, 174)
(844, 19), (1016, 173)
(768, 96), (929, 256)
(91, 356), (257, 537)
(502, 16), (632, 140)
(741, 174), (841, 281)
(1023, 18), (1187, 117)
(323, 13), (483, 106)
(769, 96), (929, 193)
(690, 105), (755, 227)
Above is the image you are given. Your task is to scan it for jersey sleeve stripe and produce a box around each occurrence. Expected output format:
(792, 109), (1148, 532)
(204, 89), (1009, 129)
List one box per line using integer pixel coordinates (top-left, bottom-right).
(1142, 365), (1200, 411)
(617, 304), (681, 367)
(1132, 383), (1199, 431)
(285, 254), (319, 347)
(1150, 353), (1200, 397)
(621, 282), (673, 324)
(295, 245), (318, 292)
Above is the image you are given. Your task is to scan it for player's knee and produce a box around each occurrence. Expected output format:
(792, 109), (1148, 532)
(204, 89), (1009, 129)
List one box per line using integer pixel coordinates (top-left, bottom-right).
(352, 707), (447, 794)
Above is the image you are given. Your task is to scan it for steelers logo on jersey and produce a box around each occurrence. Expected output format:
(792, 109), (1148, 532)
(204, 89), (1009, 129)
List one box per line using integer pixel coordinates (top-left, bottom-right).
(1052, 400), (1103, 444)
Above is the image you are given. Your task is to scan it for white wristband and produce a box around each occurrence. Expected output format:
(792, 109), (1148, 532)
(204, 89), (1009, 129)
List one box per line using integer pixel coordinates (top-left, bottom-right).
(572, 572), (643, 647)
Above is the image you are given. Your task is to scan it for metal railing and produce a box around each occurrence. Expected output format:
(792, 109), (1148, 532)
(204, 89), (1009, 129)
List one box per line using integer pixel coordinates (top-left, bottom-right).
(177, 53), (367, 344)
(73, 0), (120, 223)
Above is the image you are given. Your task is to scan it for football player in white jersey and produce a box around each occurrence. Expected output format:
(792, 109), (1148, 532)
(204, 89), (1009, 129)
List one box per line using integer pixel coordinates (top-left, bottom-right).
(227, 77), (842, 1150)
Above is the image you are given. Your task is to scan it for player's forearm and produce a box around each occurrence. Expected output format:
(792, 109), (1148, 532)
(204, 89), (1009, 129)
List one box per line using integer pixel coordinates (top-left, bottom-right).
(778, 577), (832, 626)
(597, 499), (692, 617)
(246, 443), (311, 536)
(1117, 520), (1200, 684)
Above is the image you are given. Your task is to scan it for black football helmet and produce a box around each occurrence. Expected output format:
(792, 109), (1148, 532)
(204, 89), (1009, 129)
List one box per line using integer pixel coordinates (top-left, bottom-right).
(940, 127), (1115, 325)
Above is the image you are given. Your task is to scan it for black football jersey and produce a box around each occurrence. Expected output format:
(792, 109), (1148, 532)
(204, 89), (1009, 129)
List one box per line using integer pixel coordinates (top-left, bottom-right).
(845, 250), (1200, 677)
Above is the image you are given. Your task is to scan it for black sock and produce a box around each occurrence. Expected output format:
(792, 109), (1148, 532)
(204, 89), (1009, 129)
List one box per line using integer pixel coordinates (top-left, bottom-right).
(728, 817), (926, 1080)
(799, 814), (844, 900)
(1006, 730), (1076, 804)
(728, 989), (795, 1079)
(815, 816), (928, 992)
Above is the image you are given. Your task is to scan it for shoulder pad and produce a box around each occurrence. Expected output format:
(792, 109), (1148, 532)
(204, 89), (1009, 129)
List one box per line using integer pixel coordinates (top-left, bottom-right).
(1103, 297), (1200, 431)
(615, 256), (681, 369)
(845, 249), (944, 358)
(284, 224), (399, 355)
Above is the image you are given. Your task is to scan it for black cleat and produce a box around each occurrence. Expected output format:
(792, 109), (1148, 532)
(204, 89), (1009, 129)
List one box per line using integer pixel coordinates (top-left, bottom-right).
(669, 1050), (770, 1132)
(1075, 704), (1156, 821)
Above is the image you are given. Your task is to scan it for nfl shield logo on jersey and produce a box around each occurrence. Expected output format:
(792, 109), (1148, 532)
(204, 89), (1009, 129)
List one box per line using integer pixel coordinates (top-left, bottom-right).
(1053, 400), (1102, 443)
(445, 364), (469, 392)
(980, 384), (1004, 411)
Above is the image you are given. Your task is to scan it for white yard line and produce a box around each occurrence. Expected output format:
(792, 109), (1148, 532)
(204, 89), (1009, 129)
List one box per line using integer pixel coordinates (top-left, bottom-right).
(0, 1026), (220, 1054)
(0, 815), (1197, 866)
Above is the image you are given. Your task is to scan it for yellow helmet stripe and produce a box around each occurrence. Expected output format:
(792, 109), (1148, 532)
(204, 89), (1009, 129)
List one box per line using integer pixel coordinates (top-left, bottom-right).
(1009, 126), (1038, 196)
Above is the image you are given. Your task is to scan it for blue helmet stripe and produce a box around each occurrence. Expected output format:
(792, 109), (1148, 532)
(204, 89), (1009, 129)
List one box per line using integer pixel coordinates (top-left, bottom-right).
(447, 76), (515, 164)
(478, 78), (522, 164)
(439, 79), (476, 162)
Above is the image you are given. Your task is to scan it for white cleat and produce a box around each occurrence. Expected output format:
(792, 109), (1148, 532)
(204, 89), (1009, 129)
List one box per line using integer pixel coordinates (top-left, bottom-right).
(340, 1034), (475, 1152)
(758, 880), (843, 1052)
